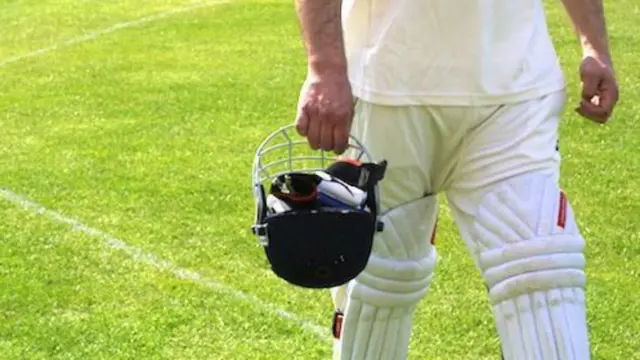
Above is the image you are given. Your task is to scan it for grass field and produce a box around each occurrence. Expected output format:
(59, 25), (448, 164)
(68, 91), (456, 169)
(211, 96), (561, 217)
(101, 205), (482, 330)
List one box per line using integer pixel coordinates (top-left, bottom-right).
(1, 0), (639, 359)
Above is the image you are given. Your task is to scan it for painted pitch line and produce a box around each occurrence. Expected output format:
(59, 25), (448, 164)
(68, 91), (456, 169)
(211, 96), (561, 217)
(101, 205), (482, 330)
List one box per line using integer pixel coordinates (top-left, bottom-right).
(0, 188), (329, 342)
(0, 0), (230, 69)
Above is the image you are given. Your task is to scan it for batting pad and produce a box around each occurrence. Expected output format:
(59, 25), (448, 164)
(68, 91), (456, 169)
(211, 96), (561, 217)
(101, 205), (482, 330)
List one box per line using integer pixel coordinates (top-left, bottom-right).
(333, 195), (438, 360)
(471, 173), (590, 360)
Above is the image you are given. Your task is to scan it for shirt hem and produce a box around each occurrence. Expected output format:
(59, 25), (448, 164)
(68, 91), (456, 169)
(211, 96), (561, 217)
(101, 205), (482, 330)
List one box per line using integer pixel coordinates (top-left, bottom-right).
(350, 81), (568, 107)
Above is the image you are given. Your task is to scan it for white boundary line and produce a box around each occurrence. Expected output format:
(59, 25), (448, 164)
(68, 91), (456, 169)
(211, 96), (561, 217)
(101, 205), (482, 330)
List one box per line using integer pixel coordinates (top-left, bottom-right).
(0, 0), (230, 69)
(0, 188), (329, 342)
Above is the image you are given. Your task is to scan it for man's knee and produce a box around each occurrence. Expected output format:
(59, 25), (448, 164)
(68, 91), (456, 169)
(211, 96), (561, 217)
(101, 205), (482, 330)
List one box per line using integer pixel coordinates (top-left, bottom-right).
(468, 172), (585, 299)
(350, 194), (438, 308)
(334, 195), (438, 360)
(466, 172), (590, 359)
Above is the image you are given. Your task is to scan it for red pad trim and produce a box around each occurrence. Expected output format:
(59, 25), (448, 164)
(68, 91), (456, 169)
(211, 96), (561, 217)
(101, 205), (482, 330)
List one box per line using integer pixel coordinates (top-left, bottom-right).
(332, 311), (344, 339)
(558, 191), (567, 229)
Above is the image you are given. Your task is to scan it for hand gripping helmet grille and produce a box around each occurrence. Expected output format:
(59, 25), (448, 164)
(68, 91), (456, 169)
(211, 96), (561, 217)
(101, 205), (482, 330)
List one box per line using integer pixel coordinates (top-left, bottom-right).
(251, 125), (387, 289)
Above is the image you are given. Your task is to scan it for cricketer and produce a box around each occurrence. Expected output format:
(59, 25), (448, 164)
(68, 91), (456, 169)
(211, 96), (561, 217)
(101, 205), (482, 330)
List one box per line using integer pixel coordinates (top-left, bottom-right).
(292, 0), (619, 359)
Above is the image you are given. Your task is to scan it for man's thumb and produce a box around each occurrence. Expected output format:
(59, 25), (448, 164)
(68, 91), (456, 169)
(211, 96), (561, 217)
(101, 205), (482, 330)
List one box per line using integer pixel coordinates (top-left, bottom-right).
(580, 61), (602, 100)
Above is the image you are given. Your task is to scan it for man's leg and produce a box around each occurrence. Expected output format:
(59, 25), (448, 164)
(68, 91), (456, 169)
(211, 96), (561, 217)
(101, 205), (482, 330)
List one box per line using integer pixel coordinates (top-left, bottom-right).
(447, 90), (591, 359)
(332, 100), (439, 360)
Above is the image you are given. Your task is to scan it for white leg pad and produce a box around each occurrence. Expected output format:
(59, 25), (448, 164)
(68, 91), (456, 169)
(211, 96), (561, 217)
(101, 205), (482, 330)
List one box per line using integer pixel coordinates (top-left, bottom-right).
(470, 173), (590, 360)
(332, 195), (438, 360)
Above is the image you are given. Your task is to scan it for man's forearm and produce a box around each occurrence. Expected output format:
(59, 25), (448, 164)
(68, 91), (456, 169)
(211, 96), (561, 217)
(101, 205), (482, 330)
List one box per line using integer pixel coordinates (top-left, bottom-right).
(560, 0), (612, 62)
(295, 0), (347, 76)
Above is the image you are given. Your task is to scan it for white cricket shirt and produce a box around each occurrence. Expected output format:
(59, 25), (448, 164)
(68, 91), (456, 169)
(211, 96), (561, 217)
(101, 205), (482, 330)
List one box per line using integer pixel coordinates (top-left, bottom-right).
(341, 0), (567, 106)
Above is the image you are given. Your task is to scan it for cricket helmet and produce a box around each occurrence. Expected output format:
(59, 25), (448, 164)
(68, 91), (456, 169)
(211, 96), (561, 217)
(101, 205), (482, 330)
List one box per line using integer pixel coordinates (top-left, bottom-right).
(251, 124), (387, 289)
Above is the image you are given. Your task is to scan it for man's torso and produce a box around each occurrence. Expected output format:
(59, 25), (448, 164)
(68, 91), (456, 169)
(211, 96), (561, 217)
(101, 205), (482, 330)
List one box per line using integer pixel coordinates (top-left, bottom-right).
(341, 0), (566, 106)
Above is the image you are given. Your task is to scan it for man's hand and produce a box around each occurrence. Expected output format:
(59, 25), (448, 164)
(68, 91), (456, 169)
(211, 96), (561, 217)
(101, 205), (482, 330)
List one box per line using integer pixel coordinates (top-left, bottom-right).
(560, 0), (618, 123)
(293, 0), (350, 153)
(576, 55), (619, 123)
(295, 72), (354, 154)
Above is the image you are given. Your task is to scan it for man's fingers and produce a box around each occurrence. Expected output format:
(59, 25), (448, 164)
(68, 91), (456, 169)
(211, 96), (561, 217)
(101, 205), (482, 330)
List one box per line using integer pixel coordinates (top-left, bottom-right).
(577, 79), (618, 124)
(599, 81), (619, 115)
(576, 100), (609, 123)
(575, 57), (618, 124)
(581, 76), (601, 101)
(306, 114), (322, 150)
(597, 94), (615, 120)
(575, 108), (602, 123)
(295, 76), (355, 153)
(319, 121), (335, 151)
(333, 126), (349, 155)
(295, 107), (310, 136)
(579, 113), (608, 124)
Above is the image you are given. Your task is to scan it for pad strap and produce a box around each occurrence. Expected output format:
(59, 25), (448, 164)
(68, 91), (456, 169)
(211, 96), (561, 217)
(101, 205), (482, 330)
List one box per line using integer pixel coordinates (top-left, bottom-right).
(480, 235), (586, 305)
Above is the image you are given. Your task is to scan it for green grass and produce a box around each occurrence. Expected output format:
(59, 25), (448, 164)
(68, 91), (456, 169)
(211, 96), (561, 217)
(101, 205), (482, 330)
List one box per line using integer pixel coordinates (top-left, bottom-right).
(1, 0), (638, 359)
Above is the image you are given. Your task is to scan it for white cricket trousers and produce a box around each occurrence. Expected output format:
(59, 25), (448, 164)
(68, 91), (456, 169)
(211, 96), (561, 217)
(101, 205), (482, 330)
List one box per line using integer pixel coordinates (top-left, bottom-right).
(350, 90), (566, 252)
(336, 89), (592, 360)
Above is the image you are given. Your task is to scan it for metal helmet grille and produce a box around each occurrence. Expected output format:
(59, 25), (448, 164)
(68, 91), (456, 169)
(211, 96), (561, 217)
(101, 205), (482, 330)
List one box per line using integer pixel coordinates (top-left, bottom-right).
(251, 124), (376, 190)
